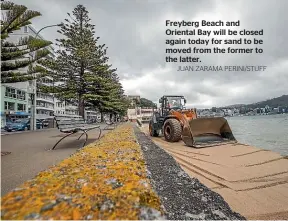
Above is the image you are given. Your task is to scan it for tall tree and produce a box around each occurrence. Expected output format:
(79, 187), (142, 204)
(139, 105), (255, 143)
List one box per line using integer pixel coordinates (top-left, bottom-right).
(39, 5), (130, 118)
(51, 4), (109, 117)
(1, 1), (53, 83)
(84, 64), (129, 121)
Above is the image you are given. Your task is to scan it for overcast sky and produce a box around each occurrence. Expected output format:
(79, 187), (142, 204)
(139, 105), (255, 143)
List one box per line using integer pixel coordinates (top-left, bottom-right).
(11, 0), (288, 108)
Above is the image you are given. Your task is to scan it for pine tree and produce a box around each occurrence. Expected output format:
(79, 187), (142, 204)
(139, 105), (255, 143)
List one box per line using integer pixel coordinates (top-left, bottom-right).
(83, 63), (129, 121)
(1, 1), (53, 83)
(49, 4), (109, 117)
(38, 5), (129, 118)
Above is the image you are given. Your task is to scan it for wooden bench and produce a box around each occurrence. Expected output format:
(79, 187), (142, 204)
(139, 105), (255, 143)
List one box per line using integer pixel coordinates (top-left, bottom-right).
(103, 120), (118, 130)
(51, 114), (102, 150)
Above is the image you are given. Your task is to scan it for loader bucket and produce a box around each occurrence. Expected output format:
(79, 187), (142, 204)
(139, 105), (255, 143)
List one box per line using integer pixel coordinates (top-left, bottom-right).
(182, 117), (237, 148)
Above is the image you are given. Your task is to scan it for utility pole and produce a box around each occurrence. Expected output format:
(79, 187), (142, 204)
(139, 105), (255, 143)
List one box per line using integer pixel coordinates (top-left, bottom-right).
(29, 24), (61, 130)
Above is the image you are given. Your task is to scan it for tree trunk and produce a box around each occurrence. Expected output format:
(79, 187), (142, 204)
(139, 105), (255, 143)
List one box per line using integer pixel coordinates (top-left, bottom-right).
(79, 98), (85, 118)
(100, 112), (104, 122)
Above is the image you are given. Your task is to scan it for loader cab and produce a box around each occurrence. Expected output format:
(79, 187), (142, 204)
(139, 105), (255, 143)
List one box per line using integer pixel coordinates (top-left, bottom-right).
(159, 96), (187, 115)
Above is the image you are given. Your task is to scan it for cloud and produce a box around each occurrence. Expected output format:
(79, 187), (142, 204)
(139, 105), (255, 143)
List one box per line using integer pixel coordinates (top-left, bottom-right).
(11, 0), (288, 108)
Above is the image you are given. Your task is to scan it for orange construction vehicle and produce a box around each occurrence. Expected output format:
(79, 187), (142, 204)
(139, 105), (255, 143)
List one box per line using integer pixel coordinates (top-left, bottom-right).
(149, 95), (236, 148)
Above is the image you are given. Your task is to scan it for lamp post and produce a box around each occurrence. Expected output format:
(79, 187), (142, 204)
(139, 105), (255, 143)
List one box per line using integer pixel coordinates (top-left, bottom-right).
(34, 24), (62, 38)
(27, 85), (35, 129)
(29, 24), (61, 131)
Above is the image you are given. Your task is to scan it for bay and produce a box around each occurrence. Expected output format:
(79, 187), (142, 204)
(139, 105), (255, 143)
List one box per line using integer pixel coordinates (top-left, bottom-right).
(227, 114), (288, 156)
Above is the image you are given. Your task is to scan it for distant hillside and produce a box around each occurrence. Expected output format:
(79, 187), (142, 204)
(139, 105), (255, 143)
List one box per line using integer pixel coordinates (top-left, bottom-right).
(246, 95), (288, 108)
(222, 104), (245, 108)
(223, 95), (288, 109)
(139, 98), (157, 108)
(128, 97), (157, 108)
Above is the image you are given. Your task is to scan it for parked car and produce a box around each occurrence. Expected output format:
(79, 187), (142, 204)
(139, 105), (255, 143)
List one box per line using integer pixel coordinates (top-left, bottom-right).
(4, 119), (43, 132)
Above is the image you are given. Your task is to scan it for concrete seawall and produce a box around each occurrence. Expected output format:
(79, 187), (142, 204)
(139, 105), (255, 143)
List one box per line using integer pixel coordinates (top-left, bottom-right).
(1, 123), (247, 220)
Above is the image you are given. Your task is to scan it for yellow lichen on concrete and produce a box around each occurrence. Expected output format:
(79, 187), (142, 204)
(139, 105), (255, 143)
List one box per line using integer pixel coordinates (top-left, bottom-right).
(1, 124), (163, 220)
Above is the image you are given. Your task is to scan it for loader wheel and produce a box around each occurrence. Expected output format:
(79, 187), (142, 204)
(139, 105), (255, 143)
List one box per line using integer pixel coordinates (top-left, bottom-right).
(149, 121), (159, 137)
(163, 119), (182, 142)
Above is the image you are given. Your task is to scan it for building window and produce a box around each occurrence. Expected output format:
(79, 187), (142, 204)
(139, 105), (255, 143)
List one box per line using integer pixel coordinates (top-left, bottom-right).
(24, 26), (28, 33)
(4, 101), (15, 111)
(17, 90), (26, 100)
(5, 87), (16, 99)
(17, 104), (26, 112)
(57, 102), (64, 108)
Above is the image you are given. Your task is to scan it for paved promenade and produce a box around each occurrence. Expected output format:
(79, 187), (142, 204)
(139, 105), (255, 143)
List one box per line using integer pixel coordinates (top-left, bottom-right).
(1, 125), (108, 196)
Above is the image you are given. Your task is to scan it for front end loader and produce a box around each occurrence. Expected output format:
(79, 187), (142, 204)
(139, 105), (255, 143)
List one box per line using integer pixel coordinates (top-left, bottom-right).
(149, 95), (237, 148)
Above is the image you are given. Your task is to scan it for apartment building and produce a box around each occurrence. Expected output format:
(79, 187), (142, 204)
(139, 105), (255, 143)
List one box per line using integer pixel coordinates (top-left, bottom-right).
(2, 25), (55, 122)
(65, 103), (79, 116)
(54, 99), (99, 121)
(54, 99), (66, 115)
(1, 24), (99, 125)
(126, 95), (154, 122)
(84, 109), (99, 122)
(0, 85), (29, 126)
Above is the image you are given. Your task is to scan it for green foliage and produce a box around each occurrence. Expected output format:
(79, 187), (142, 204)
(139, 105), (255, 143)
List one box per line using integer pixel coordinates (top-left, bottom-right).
(129, 97), (157, 108)
(83, 64), (129, 116)
(39, 4), (109, 117)
(39, 4), (128, 117)
(139, 98), (157, 108)
(1, 1), (53, 83)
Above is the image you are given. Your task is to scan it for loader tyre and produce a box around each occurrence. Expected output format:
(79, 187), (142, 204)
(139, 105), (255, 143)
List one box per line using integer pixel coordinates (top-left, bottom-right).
(163, 118), (182, 142)
(149, 121), (159, 137)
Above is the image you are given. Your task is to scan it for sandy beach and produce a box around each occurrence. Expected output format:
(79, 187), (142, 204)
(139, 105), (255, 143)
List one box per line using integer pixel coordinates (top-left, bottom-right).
(140, 124), (288, 220)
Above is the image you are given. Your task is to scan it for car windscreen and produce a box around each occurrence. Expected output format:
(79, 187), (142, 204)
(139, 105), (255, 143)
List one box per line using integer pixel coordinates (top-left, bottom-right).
(167, 97), (182, 107)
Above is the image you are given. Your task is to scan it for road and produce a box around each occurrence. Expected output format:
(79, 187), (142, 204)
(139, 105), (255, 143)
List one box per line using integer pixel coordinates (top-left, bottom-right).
(1, 128), (51, 136)
(140, 124), (288, 220)
(1, 124), (110, 196)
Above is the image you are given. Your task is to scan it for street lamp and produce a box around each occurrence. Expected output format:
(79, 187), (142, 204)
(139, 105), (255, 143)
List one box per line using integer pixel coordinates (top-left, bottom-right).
(30, 23), (61, 131)
(34, 24), (62, 39)
(27, 85), (35, 127)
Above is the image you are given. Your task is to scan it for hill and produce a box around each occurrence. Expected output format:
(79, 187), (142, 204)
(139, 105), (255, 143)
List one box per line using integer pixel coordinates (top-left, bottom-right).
(139, 98), (157, 108)
(223, 95), (288, 109)
(128, 97), (157, 108)
(246, 95), (288, 108)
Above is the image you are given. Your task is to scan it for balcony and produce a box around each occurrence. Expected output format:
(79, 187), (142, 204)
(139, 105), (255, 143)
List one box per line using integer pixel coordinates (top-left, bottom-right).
(36, 97), (54, 104)
(86, 110), (98, 114)
(66, 110), (79, 115)
(36, 104), (54, 111)
(37, 82), (54, 87)
(65, 105), (78, 110)
(36, 114), (53, 119)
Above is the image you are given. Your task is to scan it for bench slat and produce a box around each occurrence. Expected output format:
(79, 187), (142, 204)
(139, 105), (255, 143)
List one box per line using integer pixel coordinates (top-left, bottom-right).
(55, 118), (83, 121)
(59, 124), (86, 129)
(58, 124), (87, 129)
(54, 114), (82, 118)
(57, 121), (85, 126)
(60, 124), (100, 133)
(54, 114), (100, 133)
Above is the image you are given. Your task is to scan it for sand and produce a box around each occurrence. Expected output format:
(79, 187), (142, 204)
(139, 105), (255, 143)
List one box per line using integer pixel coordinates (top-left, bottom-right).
(140, 124), (288, 220)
